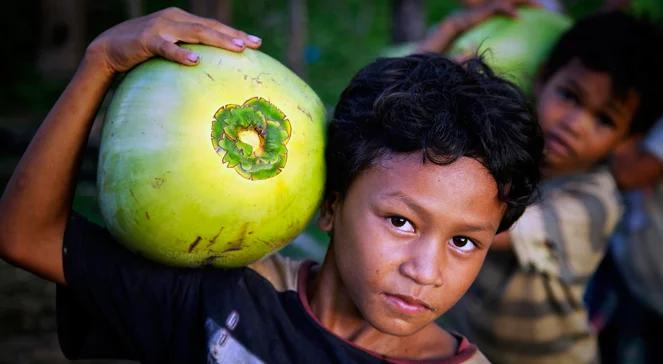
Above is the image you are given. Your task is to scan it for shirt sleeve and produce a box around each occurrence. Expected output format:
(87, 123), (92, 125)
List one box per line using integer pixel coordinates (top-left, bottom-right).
(509, 169), (623, 283)
(56, 213), (206, 362)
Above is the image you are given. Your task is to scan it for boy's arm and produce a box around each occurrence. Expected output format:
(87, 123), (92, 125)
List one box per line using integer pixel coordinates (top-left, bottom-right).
(0, 52), (112, 284)
(417, 0), (539, 54)
(0, 8), (260, 285)
(611, 134), (663, 190)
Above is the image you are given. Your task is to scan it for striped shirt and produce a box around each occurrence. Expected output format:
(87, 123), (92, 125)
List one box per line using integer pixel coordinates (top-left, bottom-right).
(445, 166), (622, 364)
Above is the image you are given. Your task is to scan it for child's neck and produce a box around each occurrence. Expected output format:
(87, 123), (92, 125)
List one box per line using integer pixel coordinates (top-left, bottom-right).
(541, 164), (595, 180)
(306, 245), (457, 359)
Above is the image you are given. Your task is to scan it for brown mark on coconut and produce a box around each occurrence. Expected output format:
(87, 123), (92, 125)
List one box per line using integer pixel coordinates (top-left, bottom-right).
(129, 189), (138, 202)
(203, 255), (220, 266)
(270, 238), (288, 249)
(207, 227), (225, 247)
(219, 223), (249, 254)
(145, 211), (150, 220)
(221, 245), (243, 254)
(250, 72), (270, 85)
(151, 176), (165, 189)
(254, 237), (275, 249)
(239, 223), (249, 239)
(188, 236), (202, 253)
(297, 105), (313, 122)
(216, 239), (244, 257)
(205, 72), (214, 81)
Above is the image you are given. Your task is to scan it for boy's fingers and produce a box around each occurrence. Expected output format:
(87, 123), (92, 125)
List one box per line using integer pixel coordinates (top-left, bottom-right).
(525, 0), (544, 7)
(167, 21), (248, 52)
(202, 20), (262, 48)
(493, 3), (519, 17)
(504, 6), (519, 17)
(159, 7), (261, 48)
(151, 40), (200, 65)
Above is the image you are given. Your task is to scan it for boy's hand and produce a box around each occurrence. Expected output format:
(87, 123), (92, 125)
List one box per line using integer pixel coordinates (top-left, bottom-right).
(449, 0), (541, 34)
(87, 7), (262, 78)
(418, 0), (540, 53)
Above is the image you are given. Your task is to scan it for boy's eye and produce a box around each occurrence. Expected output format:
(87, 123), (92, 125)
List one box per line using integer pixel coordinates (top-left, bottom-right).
(449, 236), (477, 253)
(596, 113), (616, 128)
(557, 86), (580, 105)
(389, 216), (415, 233)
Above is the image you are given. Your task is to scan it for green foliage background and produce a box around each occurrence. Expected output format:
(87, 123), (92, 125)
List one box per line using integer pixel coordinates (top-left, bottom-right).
(0, 1), (463, 115)
(11, 0), (651, 119)
(5, 0), (662, 118)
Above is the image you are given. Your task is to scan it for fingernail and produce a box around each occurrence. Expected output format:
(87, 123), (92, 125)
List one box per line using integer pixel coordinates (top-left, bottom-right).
(248, 35), (262, 45)
(187, 52), (199, 63)
(232, 38), (245, 47)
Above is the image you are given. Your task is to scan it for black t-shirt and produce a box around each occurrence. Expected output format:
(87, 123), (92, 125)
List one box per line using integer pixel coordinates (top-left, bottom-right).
(57, 214), (485, 363)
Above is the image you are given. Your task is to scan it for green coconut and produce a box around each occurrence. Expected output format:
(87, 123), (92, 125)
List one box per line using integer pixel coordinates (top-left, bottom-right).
(98, 45), (326, 268)
(449, 7), (572, 93)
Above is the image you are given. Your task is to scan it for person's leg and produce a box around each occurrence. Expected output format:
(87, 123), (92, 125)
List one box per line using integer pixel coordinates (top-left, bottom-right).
(641, 298), (663, 363)
(596, 253), (656, 364)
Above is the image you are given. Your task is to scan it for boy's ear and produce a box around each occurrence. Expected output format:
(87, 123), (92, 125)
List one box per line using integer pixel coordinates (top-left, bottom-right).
(317, 193), (340, 232)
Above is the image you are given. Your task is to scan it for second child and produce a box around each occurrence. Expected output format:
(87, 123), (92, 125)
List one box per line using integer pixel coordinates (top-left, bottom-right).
(445, 11), (663, 364)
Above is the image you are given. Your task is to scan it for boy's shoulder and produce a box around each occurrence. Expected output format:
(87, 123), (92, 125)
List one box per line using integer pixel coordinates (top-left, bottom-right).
(458, 346), (491, 364)
(542, 164), (618, 199)
(247, 253), (304, 292)
(385, 333), (490, 364)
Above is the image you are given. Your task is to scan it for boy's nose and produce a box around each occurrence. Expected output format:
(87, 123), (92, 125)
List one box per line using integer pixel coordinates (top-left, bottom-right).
(559, 109), (591, 137)
(399, 238), (444, 287)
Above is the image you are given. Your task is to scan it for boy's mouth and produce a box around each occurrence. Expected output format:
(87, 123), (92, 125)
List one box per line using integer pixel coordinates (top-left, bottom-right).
(545, 132), (575, 158)
(383, 292), (434, 314)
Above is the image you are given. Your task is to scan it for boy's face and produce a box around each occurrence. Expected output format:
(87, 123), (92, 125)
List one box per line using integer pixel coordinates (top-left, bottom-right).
(319, 153), (504, 336)
(537, 59), (640, 174)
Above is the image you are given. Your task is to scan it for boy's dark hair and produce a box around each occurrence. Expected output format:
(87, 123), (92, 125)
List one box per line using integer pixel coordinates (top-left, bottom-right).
(540, 11), (663, 134)
(326, 54), (543, 233)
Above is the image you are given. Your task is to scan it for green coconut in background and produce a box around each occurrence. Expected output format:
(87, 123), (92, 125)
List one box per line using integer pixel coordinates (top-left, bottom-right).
(98, 45), (326, 268)
(448, 7), (572, 93)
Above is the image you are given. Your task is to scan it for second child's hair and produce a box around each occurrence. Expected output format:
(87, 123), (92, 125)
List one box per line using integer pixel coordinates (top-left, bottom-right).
(540, 11), (663, 133)
(326, 54), (543, 233)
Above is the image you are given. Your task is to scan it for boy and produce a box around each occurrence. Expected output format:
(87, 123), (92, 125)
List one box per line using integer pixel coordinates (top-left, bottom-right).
(444, 11), (663, 364)
(0, 8), (542, 363)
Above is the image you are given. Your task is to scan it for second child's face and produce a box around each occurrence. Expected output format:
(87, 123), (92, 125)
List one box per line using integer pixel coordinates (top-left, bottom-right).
(320, 153), (504, 336)
(537, 59), (640, 174)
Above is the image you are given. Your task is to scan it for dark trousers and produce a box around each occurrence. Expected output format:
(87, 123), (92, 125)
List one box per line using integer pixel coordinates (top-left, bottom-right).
(586, 253), (663, 364)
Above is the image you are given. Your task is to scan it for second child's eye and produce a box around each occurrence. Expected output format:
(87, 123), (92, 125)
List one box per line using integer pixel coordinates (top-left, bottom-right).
(557, 87), (580, 105)
(449, 236), (477, 253)
(389, 216), (415, 233)
(596, 113), (616, 128)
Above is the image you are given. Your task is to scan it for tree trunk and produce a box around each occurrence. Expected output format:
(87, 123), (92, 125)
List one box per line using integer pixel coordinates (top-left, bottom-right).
(189, 0), (233, 24)
(287, 0), (307, 77)
(125, 0), (144, 19)
(37, 0), (87, 80)
(391, 0), (424, 44)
